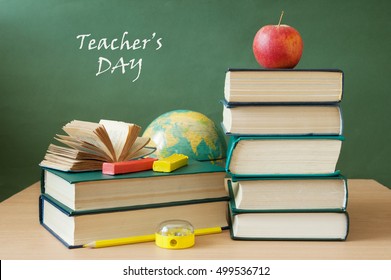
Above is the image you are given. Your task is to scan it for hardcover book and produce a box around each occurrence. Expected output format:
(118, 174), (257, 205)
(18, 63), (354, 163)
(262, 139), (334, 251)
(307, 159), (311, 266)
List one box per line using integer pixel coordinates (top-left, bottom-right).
(227, 176), (348, 212)
(41, 159), (228, 212)
(39, 194), (229, 248)
(224, 68), (344, 104)
(40, 119), (154, 172)
(222, 102), (343, 136)
(228, 202), (349, 241)
(226, 135), (344, 177)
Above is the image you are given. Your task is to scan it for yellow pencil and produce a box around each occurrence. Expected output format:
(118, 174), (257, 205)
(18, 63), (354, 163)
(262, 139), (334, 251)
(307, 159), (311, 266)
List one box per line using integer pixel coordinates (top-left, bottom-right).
(194, 227), (222, 236)
(83, 234), (156, 249)
(83, 227), (222, 249)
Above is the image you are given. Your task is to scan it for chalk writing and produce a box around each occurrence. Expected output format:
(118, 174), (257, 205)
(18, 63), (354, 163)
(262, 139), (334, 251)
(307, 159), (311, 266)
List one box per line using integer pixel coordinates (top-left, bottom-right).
(76, 32), (163, 82)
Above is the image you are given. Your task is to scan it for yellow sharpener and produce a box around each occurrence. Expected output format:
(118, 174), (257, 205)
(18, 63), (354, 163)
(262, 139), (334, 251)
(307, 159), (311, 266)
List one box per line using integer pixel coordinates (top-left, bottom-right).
(155, 220), (195, 249)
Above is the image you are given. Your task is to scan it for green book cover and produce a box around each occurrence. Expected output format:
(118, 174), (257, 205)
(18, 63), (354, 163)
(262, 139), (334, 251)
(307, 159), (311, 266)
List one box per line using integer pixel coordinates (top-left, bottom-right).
(42, 159), (224, 185)
(41, 159), (225, 192)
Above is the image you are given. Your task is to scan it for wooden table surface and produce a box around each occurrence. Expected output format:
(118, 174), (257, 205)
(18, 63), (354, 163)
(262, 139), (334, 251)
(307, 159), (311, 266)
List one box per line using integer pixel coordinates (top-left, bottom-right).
(0, 179), (390, 260)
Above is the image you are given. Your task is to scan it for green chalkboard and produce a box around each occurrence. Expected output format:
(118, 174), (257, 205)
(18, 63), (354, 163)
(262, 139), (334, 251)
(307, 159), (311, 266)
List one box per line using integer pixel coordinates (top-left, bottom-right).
(1, 0), (390, 201)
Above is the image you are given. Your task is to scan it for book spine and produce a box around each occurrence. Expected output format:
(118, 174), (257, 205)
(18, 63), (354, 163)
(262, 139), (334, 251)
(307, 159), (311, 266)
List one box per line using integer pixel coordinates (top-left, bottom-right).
(224, 137), (238, 175)
(39, 195), (82, 249)
(40, 169), (46, 194)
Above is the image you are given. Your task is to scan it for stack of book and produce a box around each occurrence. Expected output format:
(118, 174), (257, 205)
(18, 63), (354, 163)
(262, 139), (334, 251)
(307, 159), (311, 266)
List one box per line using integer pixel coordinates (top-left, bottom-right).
(222, 69), (349, 241)
(39, 160), (229, 248)
(39, 119), (229, 248)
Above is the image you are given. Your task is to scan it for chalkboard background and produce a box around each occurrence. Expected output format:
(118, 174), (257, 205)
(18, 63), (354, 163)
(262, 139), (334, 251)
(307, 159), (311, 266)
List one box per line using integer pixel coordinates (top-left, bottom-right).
(1, 0), (390, 201)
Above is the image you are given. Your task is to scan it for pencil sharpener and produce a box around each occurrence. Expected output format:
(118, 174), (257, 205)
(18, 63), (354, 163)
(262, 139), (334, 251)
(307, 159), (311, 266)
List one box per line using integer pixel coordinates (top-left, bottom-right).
(155, 220), (195, 249)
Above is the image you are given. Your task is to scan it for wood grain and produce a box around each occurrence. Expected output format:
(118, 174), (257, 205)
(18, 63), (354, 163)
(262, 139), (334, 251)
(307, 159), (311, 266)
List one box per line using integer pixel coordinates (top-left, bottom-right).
(0, 179), (390, 260)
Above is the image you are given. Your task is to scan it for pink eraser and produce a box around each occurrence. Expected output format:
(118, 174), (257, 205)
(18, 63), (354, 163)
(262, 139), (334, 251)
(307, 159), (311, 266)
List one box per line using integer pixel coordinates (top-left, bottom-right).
(102, 158), (158, 175)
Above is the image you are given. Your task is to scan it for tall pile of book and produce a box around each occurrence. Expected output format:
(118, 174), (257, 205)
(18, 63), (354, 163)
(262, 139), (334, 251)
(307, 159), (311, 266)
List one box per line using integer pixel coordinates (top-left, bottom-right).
(222, 69), (349, 241)
(39, 120), (229, 248)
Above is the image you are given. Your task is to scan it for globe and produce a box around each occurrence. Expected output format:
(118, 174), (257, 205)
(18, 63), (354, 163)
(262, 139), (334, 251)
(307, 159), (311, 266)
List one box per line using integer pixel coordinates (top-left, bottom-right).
(142, 110), (226, 161)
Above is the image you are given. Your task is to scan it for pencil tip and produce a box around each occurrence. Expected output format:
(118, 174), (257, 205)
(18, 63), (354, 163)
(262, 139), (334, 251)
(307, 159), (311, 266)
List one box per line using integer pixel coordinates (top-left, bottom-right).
(83, 243), (92, 248)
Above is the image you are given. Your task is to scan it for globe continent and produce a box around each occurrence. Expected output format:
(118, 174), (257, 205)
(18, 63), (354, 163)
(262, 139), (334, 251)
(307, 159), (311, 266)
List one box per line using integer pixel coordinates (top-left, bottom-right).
(142, 110), (226, 161)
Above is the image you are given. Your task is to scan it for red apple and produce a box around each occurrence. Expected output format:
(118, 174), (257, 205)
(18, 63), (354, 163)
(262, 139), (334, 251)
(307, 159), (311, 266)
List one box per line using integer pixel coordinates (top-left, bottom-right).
(253, 12), (303, 69)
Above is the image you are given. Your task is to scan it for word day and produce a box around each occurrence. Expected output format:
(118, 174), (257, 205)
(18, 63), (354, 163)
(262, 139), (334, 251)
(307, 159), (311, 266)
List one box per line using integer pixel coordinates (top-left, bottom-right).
(76, 32), (163, 82)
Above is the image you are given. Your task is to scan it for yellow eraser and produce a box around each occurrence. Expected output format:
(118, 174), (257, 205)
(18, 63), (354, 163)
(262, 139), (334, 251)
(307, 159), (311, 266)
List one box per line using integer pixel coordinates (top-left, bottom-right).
(153, 154), (189, 173)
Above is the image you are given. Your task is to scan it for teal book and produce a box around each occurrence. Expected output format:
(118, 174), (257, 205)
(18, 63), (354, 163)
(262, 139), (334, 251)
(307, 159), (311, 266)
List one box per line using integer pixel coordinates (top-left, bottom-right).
(39, 194), (229, 249)
(41, 159), (228, 213)
(224, 68), (344, 105)
(228, 201), (349, 241)
(227, 176), (348, 213)
(225, 135), (344, 178)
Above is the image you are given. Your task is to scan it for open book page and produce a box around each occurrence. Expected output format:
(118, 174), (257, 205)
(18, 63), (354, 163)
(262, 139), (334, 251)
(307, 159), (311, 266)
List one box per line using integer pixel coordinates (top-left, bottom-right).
(40, 119), (152, 172)
(41, 154), (103, 171)
(125, 137), (152, 160)
(62, 120), (116, 161)
(99, 120), (141, 162)
(47, 144), (108, 161)
(54, 135), (111, 161)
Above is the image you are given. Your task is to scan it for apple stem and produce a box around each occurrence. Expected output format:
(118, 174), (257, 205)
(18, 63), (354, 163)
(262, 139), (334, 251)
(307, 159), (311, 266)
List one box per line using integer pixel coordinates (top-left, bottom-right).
(278, 11), (284, 27)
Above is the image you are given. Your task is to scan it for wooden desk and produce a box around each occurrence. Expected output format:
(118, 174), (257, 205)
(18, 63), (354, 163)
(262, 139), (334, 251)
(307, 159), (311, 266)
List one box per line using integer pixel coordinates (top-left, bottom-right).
(0, 179), (390, 260)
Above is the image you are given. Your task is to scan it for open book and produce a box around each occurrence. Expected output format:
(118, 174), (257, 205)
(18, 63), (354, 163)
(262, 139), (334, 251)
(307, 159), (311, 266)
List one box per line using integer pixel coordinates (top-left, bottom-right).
(40, 120), (153, 172)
